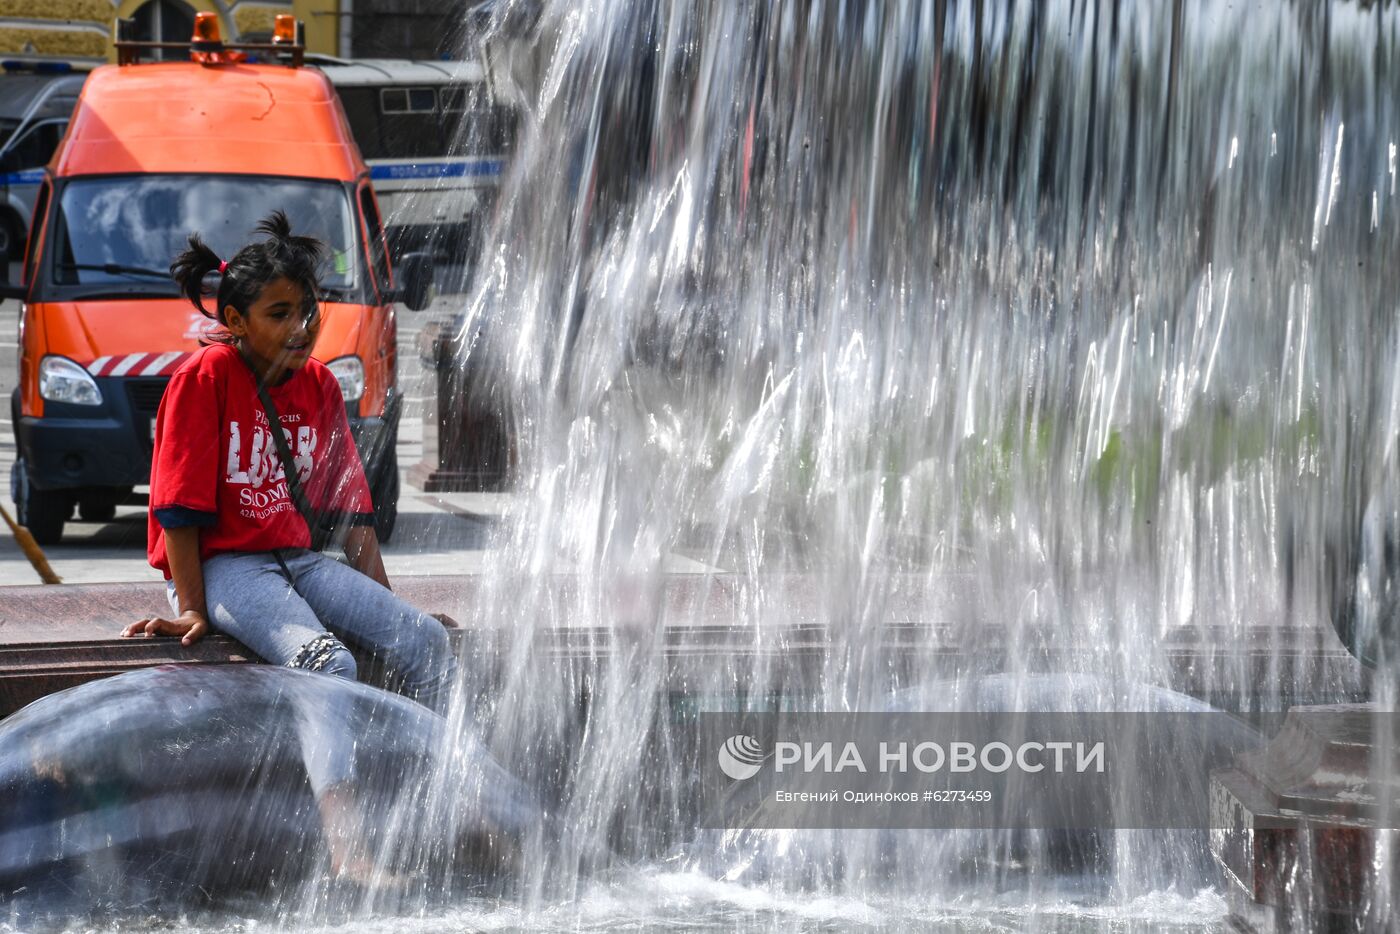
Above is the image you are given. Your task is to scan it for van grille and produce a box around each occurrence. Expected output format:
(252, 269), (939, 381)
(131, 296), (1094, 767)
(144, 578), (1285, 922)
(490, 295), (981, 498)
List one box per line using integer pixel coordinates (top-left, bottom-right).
(126, 379), (169, 417)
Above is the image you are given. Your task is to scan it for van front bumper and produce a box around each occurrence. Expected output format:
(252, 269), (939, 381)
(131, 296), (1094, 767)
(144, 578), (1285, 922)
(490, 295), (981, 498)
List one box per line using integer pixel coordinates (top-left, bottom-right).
(11, 377), (166, 492)
(15, 414), (151, 491)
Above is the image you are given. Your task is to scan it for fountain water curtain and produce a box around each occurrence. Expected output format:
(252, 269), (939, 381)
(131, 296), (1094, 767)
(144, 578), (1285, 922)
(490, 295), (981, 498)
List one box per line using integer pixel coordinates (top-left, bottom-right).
(450, 0), (1399, 927)
(5, 0), (1400, 930)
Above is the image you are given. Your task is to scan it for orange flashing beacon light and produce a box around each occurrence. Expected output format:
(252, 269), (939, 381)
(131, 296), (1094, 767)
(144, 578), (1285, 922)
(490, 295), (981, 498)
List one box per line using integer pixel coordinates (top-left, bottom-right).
(191, 12), (222, 45)
(190, 13), (243, 65)
(273, 14), (297, 44)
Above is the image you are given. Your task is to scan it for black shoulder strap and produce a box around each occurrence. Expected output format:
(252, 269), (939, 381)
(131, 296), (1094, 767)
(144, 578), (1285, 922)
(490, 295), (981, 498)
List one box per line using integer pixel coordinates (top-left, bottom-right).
(239, 352), (320, 536)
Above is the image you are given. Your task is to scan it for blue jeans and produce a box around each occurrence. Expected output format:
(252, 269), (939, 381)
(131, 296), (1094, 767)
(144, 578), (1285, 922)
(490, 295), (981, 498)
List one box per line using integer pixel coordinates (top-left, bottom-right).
(168, 549), (456, 714)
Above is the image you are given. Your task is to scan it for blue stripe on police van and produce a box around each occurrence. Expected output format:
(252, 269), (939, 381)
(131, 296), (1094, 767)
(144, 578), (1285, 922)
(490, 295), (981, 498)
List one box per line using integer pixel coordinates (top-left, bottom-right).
(0, 169), (45, 186)
(368, 160), (504, 181)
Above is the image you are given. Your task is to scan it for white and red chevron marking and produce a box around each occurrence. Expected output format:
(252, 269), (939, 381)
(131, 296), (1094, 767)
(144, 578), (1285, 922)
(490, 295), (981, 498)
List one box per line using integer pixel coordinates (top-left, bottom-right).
(83, 352), (191, 378)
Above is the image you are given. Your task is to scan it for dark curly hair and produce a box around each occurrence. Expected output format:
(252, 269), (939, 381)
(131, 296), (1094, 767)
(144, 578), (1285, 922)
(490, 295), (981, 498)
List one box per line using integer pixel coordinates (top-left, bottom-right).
(169, 210), (325, 345)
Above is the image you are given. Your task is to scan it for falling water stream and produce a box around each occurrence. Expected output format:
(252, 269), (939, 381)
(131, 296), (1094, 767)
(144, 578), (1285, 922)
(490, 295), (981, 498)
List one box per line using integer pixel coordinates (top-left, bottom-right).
(440, 0), (1400, 929)
(6, 0), (1400, 931)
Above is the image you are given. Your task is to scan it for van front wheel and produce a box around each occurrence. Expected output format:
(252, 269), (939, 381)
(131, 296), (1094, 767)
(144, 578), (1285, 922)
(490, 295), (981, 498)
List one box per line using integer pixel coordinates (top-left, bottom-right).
(78, 492), (119, 523)
(10, 460), (71, 545)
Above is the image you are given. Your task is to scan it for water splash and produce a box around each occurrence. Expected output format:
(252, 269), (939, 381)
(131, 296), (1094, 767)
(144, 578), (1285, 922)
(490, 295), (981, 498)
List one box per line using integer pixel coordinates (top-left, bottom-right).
(430, 0), (1400, 920)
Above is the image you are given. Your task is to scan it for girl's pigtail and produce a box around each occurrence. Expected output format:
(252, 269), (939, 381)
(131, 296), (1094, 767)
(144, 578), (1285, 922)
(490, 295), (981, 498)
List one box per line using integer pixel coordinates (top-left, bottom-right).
(254, 209), (292, 241)
(255, 210), (325, 304)
(169, 233), (222, 318)
(256, 209), (325, 267)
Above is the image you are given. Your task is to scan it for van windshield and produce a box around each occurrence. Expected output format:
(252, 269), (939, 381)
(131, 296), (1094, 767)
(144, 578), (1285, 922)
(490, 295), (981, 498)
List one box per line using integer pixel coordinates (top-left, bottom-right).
(51, 175), (359, 296)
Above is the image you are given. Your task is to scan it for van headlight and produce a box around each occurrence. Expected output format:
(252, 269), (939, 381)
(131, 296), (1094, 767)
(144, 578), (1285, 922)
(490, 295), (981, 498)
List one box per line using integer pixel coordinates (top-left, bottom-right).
(326, 355), (365, 402)
(39, 356), (103, 406)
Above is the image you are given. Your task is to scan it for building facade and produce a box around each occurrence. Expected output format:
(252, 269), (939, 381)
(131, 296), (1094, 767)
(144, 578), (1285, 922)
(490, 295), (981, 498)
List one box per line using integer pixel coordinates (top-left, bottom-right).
(338, 0), (472, 60)
(0, 0), (344, 66)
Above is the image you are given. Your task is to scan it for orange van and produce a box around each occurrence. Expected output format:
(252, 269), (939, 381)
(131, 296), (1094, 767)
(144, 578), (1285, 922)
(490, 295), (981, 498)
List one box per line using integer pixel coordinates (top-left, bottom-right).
(1, 16), (432, 545)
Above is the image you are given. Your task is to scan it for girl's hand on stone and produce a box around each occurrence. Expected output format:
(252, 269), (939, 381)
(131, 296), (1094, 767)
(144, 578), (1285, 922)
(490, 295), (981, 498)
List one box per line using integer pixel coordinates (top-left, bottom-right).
(121, 610), (209, 646)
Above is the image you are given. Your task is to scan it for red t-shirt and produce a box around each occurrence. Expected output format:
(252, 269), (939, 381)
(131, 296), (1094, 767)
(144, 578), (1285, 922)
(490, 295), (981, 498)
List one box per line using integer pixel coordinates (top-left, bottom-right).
(147, 343), (375, 578)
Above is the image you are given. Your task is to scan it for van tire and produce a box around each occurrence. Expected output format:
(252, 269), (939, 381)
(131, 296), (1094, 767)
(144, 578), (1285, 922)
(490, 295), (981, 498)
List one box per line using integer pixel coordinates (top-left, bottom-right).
(24, 492), (70, 545)
(372, 451), (399, 544)
(11, 460), (70, 545)
(78, 494), (118, 523)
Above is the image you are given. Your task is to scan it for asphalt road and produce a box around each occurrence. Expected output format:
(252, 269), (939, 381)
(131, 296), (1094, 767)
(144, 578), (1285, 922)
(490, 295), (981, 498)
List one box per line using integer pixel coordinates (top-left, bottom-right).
(0, 264), (506, 587)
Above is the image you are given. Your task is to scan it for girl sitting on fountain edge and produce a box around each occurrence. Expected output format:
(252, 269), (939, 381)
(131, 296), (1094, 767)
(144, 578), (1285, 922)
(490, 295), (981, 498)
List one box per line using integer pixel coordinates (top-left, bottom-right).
(123, 211), (455, 711)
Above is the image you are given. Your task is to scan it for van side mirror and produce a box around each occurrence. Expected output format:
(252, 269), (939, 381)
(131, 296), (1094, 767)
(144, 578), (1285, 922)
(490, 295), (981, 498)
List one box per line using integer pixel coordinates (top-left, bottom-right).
(393, 251), (434, 311)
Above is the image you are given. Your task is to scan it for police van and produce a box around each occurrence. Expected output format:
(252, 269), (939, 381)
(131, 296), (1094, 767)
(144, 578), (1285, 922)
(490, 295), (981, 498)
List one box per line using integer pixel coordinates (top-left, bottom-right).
(0, 69), (85, 261)
(310, 57), (516, 258)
